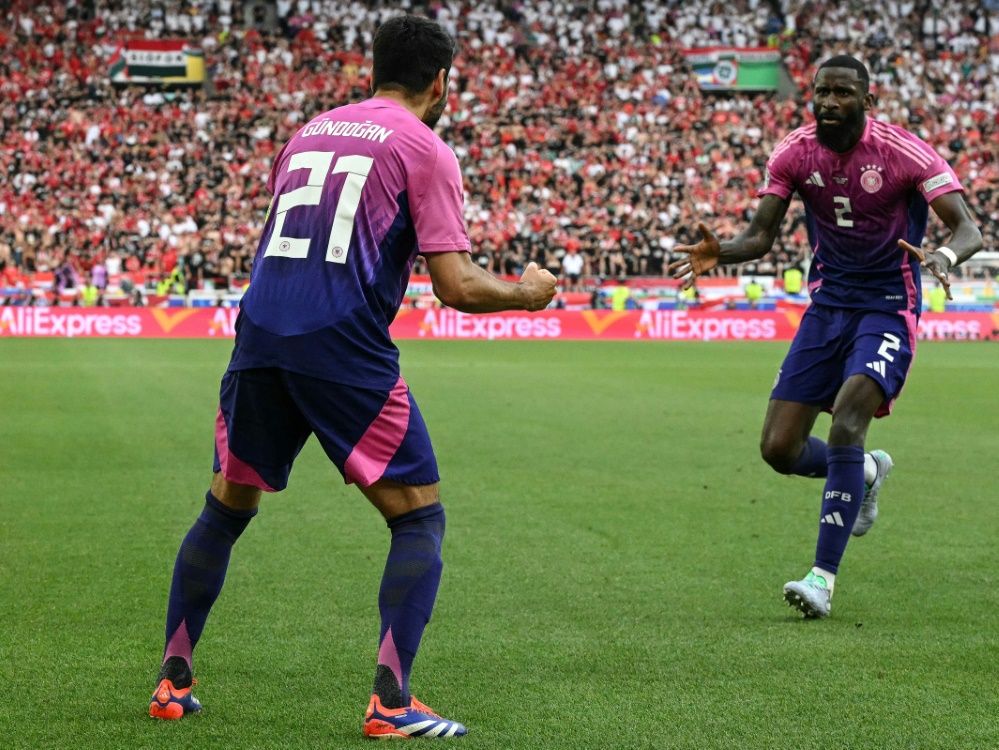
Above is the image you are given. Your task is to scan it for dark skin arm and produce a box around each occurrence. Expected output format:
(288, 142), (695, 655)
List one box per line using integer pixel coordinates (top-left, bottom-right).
(424, 250), (557, 313)
(671, 190), (983, 299)
(898, 191), (983, 300)
(667, 194), (791, 289)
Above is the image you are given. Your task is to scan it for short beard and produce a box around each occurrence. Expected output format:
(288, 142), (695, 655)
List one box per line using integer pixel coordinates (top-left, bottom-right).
(815, 115), (864, 152)
(422, 93), (447, 129)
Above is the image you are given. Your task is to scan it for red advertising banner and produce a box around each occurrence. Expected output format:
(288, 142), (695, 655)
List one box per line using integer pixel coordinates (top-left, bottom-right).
(390, 308), (798, 341)
(0, 307), (238, 339)
(1, 307), (998, 341)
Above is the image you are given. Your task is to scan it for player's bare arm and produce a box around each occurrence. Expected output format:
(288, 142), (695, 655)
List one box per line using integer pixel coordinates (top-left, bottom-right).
(424, 251), (557, 312)
(668, 194), (791, 289)
(898, 192), (983, 300)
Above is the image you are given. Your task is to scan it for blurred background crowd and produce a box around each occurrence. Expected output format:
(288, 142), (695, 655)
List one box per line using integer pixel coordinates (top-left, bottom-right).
(0, 0), (997, 306)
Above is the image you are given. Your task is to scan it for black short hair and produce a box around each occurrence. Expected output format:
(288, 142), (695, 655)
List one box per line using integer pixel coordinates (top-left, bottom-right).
(816, 55), (870, 93)
(372, 14), (457, 97)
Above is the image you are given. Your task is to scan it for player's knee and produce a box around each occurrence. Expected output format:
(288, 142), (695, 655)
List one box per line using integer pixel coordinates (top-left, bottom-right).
(760, 435), (800, 474)
(211, 472), (263, 511)
(363, 478), (441, 520)
(827, 418), (868, 447)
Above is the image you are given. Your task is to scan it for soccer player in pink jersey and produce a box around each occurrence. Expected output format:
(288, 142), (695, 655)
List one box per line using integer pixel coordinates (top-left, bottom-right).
(149, 15), (557, 737)
(669, 56), (982, 619)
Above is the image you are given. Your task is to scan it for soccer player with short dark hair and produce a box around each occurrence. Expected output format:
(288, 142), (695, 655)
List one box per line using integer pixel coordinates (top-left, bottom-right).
(149, 14), (557, 737)
(668, 55), (982, 619)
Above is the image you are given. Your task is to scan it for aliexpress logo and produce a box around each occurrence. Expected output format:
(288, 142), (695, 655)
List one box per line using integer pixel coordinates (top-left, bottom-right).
(782, 311), (803, 331)
(150, 309), (200, 333)
(580, 310), (629, 336)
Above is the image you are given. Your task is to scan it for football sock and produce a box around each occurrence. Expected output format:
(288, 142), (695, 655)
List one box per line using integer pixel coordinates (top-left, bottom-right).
(161, 491), (257, 683)
(863, 453), (878, 487)
(814, 446), (865, 575)
(790, 436), (829, 478)
(810, 566), (836, 593)
(374, 502), (446, 709)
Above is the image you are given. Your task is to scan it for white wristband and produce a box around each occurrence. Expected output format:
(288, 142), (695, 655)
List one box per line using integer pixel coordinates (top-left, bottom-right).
(937, 246), (958, 266)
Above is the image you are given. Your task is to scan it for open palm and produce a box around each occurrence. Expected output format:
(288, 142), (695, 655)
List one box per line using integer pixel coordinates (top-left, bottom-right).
(667, 223), (721, 290)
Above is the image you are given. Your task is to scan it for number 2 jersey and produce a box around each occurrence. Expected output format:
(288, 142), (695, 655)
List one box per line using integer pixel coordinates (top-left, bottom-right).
(229, 98), (471, 388)
(758, 118), (963, 315)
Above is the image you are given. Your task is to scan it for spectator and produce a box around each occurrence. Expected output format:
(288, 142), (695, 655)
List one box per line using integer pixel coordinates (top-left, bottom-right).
(677, 282), (700, 310)
(79, 275), (101, 307)
(928, 282), (948, 312)
(610, 278), (631, 310)
(783, 264), (804, 296)
(0, 0), (995, 307)
(561, 246), (585, 292)
(53, 255), (78, 297)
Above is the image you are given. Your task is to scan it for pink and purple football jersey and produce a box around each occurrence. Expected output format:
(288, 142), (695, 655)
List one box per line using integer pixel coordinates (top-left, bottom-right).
(759, 118), (963, 314)
(230, 98), (471, 388)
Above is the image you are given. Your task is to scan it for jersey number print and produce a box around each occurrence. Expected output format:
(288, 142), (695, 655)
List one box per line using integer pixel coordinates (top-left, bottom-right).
(833, 196), (854, 228)
(264, 150), (375, 264)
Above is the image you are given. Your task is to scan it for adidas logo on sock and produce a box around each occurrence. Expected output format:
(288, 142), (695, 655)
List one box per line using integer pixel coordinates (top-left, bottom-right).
(866, 361), (886, 377)
(821, 512), (845, 526)
(805, 172), (825, 187)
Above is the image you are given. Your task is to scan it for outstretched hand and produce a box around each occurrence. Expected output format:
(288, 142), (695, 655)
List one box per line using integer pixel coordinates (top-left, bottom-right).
(667, 223), (721, 290)
(899, 239), (952, 300)
(519, 261), (558, 311)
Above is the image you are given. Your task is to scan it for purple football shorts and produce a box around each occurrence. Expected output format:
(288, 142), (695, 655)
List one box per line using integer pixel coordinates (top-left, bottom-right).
(771, 303), (917, 418)
(212, 368), (439, 491)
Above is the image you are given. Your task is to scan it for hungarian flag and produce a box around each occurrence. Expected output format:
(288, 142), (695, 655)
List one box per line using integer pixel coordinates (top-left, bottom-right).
(125, 40), (188, 77)
(108, 45), (126, 79)
(109, 40), (205, 83)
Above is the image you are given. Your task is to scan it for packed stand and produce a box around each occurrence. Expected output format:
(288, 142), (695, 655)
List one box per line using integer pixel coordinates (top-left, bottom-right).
(0, 0), (997, 308)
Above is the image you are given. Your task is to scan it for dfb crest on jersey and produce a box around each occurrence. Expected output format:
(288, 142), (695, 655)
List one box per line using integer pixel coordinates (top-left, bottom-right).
(860, 164), (884, 194)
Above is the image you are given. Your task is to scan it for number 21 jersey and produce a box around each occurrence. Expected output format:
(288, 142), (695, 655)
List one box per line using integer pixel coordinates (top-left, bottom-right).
(229, 98), (471, 388)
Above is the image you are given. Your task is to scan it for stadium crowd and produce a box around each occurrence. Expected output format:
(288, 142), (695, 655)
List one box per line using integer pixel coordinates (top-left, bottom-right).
(0, 0), (997, 304)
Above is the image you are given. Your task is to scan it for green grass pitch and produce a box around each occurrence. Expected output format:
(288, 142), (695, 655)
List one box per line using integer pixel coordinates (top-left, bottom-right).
(1, 339), (996, 748)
